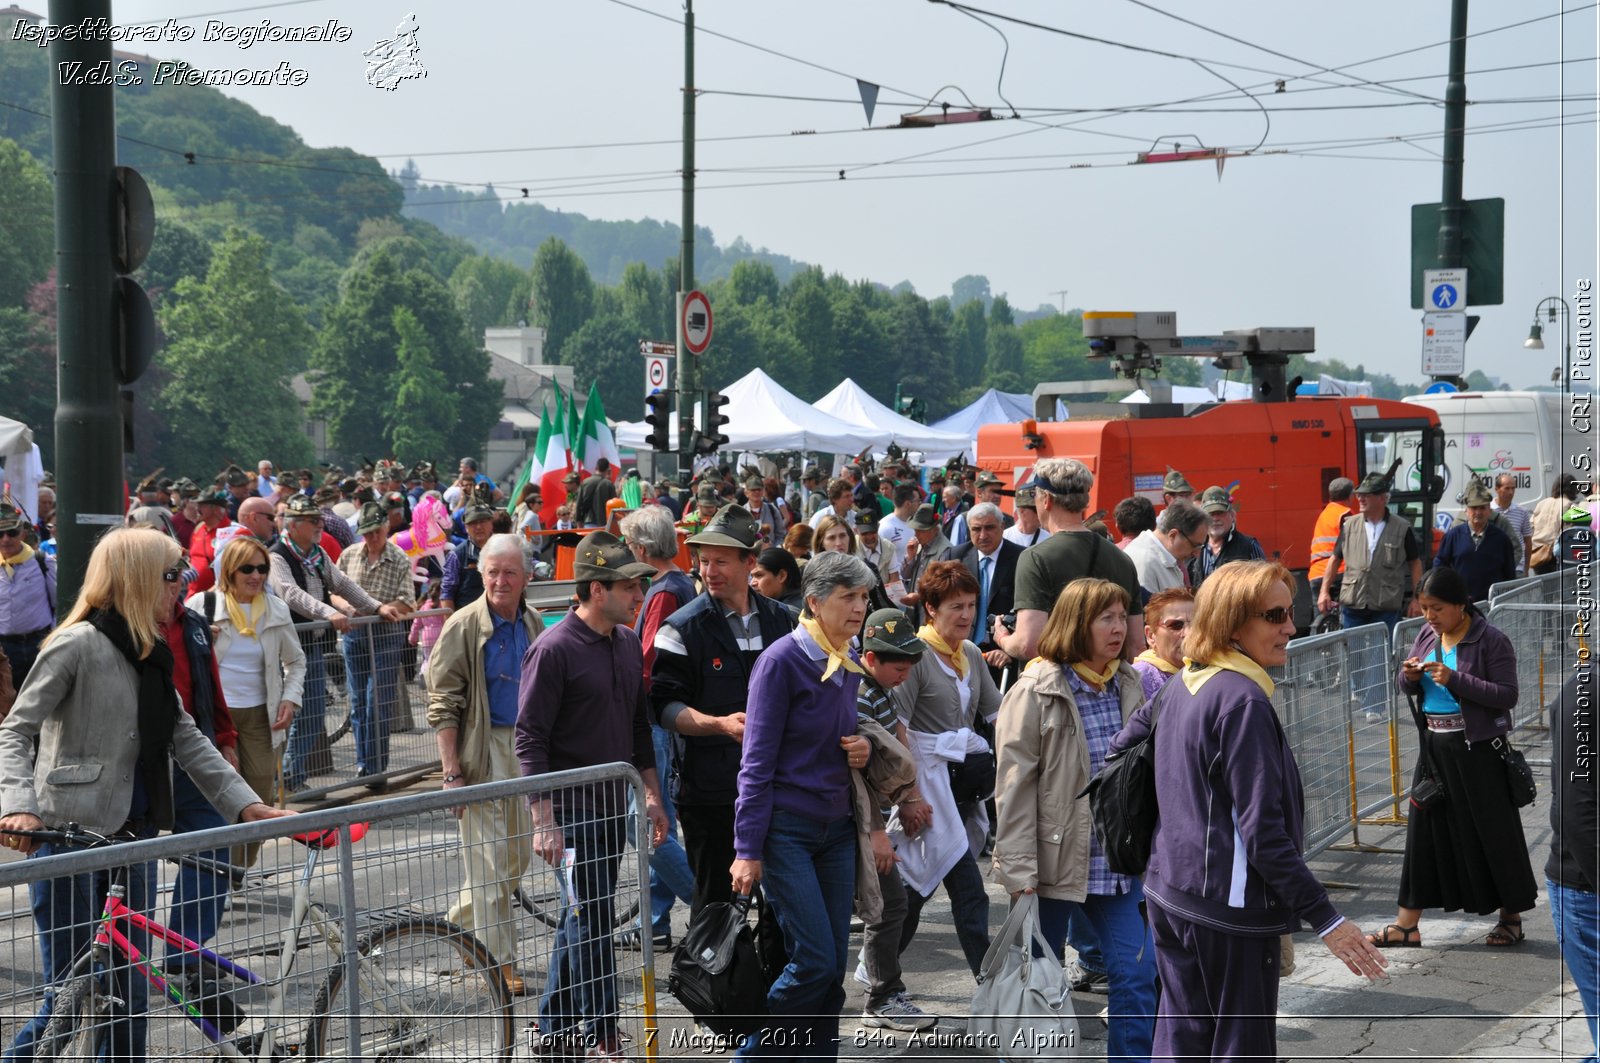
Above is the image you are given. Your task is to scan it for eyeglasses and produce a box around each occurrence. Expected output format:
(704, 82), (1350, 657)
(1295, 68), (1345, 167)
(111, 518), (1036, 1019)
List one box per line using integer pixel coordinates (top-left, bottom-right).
(0, 528), (21, 539)
(1252, 607), (1293, 625)
(1184, 532), (1207, 550)
(1159, 618), (1189, 632)
(236, 563), (270, 576)
(162, 567), (185, 584)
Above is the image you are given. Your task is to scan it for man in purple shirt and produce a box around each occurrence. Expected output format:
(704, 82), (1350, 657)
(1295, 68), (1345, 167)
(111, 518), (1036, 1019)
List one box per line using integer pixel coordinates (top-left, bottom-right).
(516, 530), (667, 1061)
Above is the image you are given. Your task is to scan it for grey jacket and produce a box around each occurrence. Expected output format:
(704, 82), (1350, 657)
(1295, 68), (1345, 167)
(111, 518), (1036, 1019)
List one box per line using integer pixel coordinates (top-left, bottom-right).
(426, 596), (544, 784)
(0, 624), (260, 835)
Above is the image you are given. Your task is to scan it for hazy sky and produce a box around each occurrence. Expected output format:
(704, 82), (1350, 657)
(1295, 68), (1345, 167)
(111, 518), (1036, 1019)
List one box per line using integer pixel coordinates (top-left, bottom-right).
(106, 0), (1599, 390)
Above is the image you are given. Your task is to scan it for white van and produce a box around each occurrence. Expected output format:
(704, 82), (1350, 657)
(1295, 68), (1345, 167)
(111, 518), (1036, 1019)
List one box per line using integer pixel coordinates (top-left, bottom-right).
(1402, 390), (1588, 529)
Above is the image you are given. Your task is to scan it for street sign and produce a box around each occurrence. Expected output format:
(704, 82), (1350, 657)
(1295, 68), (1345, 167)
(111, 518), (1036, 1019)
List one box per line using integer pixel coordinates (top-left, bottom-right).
(1421, 312), (1467, 375)
(1425, 268), (1467, 311)
(638, 340), (676, 356)
(1423, 380), (1458, 395)
(680, 290), (712, 355)
(644, 354), (670, 396)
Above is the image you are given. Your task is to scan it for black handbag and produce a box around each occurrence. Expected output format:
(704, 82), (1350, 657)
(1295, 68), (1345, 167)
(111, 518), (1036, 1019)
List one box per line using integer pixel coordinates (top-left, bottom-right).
(1493, 735), (1537, 808)
(948, 749), (997, 805)
(1405, 693), (1448, 812)
(667, 892), (785, 1037)
(1080, 681), (1171, 876)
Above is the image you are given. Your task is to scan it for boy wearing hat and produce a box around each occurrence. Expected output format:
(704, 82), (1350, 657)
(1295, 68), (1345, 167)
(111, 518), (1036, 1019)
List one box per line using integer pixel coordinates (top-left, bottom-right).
(649, 505), (796, 914)
(0, 503), (55, 690)
(854, 609), (937, 1032)
(1435, 479), (1517, 602)
(516, 531), (668, 1058)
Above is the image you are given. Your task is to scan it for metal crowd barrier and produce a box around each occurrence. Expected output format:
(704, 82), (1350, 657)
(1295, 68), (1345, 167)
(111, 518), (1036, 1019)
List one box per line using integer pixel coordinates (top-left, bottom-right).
(0, 764), (653, 1061)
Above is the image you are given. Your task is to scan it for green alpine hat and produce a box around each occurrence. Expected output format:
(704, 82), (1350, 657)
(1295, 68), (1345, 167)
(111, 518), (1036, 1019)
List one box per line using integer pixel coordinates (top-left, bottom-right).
(356, 501), (387, 534)
(573, 530), (655, 582)
(862, 609), (926, 657)
(685, 504), (760, 550)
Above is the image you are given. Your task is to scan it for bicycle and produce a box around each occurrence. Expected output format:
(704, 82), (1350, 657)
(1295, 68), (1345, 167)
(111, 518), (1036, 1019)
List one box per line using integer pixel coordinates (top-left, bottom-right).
(13, 822), (514, 1060)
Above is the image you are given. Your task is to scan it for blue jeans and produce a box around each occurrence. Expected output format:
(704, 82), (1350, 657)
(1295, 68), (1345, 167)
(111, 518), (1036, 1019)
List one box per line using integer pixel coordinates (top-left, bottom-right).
(1549, 877), (1600, 1063)
(540, 812), (626, 1044)
(1340, 606), (1399, 716)
(900, 850), (992, 977)
(647, 725), (694, 935)
(1038, 889), (1157, 1063)
(735, 810), (856, 1061)
(5, 845), (155, 1061)
(343, 623), (404, 777)
(1067, 904), (1106, 974)
(282, 633), (328, 790)
(165, 770), (231, 962)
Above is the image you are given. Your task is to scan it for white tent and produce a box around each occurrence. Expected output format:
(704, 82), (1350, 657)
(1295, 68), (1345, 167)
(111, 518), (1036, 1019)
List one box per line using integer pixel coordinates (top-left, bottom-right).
(1121, 385), (1221, 404)
(0, 415), (41, 527)
(0, 415), (32, 457)
(929, 389), (1041, 460)
(812, 379), (971, 462)
(615, 367), (881, 454)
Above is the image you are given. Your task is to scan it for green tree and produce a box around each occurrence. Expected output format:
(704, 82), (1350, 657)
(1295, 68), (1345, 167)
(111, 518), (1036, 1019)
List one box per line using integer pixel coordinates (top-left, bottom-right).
(950, 274), (992, 311)
(951, 299), (989, 389)
(136, 218), (213, 308)
(0, 139), (53, 309)
(386, 307), (458, 459)
(562, 312), (646, 417)
(311, 238), (503, 463)
(529, 237), (594, 361)
(0, 303), (54, 467)
(152, 229), (314, 470)
(726, 259), (781, 308)
(984, 323), (1025, 394)
(989, 293), (1015, 328)
(450, 255), (528, 341)
(616, 261), (673, 339)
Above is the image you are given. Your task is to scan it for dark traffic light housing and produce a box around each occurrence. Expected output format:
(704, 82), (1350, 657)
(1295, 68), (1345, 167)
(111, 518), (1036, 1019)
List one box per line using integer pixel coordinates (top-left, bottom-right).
(644, 389), (673, 452)
(695, 389), (730, 455)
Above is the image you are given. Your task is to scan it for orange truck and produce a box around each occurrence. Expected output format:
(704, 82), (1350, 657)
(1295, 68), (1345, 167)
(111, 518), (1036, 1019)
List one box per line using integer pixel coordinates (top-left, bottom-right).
(975, 312), (1446, 626)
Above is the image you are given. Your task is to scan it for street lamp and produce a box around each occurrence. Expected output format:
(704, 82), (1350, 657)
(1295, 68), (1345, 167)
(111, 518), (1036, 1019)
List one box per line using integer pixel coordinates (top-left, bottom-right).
(1523, 296), (1570, 354)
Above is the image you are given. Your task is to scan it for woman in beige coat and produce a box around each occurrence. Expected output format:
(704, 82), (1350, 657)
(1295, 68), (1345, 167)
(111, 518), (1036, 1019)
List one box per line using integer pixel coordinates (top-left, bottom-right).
(993, 577), (1156, 1062)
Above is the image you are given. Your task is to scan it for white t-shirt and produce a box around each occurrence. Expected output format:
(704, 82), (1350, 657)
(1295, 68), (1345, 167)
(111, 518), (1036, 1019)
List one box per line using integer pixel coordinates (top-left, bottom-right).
(218, 632), (267, 706)
(879, 513), (916, 569)
(1003, 524), (1052, 549)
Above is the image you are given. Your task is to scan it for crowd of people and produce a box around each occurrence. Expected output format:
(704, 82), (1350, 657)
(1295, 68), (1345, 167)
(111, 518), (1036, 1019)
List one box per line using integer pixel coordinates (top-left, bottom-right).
(0, 445), (1592, 1063)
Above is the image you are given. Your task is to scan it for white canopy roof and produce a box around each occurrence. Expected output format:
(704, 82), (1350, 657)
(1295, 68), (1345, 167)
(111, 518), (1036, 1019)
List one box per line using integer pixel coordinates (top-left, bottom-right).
(930, 389), (1040, 460)
(812, 379), (971, 462)
(0, 415), (33, 457)
(615, 367), (881, 454)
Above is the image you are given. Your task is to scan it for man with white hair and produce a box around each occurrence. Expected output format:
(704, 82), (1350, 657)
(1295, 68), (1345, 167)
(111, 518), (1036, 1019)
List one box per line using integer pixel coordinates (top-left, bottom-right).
(994, 457), (1144, 663)
(947, 502), (1022, 672)
(427, 533), (540, 996)
(256, 460), (277, 498)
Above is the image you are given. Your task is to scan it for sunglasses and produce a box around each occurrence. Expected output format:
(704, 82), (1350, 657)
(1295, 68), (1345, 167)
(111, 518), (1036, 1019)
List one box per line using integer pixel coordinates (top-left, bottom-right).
(0, 528), (21, 539)
(162, 567), (185, 583)
(1252, 607), (1293, 625)
(236, 563), (270, 576)
(1158, 618), (1189, 632)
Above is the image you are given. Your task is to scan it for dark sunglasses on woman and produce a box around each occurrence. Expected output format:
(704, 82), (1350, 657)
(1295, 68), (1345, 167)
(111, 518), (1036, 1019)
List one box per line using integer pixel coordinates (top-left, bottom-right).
(1252, 607), (1292, 625)
(236, 563), (271, 576)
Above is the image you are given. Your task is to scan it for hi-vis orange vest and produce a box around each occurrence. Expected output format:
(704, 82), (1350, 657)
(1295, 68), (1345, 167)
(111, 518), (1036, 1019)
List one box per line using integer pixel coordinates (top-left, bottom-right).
(1308, 501), (1352, 582)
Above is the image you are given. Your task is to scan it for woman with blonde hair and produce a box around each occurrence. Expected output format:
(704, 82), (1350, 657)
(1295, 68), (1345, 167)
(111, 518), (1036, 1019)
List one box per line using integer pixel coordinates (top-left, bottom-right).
(993, 577), (1157, 1061)
(0, 528), (293, 1061)
(188, 536), (306, 825)
(813, 512), (856, 557)
(1110, 560), (1386, 1062)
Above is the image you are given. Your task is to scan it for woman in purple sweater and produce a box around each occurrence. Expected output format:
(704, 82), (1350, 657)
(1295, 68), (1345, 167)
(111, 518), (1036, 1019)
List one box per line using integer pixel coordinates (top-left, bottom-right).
(731, 550), (876, 1061)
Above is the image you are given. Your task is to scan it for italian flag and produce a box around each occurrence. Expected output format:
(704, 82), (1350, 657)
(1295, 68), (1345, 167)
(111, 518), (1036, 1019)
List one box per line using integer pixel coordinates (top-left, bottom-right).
(536, 385), (574, 526)
(509, 398), (553, 505)
(577, 381), (621, 477)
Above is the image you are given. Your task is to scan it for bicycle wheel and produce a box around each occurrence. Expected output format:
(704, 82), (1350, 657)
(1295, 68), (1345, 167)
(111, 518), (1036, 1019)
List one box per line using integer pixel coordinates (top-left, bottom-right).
(304, 915), (513, 1061)
(37, 975), (108, 1061)
(515, 841), (642, 930)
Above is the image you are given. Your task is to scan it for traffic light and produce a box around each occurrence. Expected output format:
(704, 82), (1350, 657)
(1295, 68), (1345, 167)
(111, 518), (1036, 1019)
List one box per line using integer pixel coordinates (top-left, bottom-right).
(696, 389), (730, 455)
(644, 389), (673, 452)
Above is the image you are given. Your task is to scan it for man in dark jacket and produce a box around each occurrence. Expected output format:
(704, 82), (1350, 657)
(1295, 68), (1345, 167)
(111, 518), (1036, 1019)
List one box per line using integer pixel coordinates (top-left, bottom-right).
(947, 503), (1022, 675)
(648, 505), (795, 914)
(576, 458), (618, 527)
(1547, 671), (1599, 1061)
(1434, 480), (1517, 602)
(1188, 485), (1266, 591)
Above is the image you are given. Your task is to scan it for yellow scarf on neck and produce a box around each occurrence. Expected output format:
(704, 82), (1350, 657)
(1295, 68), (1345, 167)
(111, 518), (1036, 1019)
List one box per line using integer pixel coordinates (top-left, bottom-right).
(799, 616), (863, 682)
(0, 541), (36, 576)
(1071, 659), (1121, 690)
(1134, 649), (1179, 675)
(917, 623), (968, 680)
(1181, 649), (1276, 697)
(223, 590), (266, 639)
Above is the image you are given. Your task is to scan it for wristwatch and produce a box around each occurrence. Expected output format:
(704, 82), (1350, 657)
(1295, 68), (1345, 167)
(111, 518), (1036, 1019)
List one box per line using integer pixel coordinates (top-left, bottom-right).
(442, 773), (462, 784)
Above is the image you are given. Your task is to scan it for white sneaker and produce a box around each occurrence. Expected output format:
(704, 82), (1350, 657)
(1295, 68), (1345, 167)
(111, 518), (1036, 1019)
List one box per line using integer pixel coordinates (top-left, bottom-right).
(862, 994), (936, 1032)
(1364, 710), (1383, 722)
(854, 961), (870, 987)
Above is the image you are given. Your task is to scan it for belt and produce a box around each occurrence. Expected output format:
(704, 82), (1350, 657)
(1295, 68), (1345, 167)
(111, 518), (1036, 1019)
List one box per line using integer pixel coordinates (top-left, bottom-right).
(1424, 713), (1465, 732)
(0, 627), (50, 644)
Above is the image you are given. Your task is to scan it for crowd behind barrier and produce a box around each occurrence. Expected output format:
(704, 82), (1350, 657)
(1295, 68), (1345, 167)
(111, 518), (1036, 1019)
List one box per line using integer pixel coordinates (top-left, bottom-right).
(0, 765), (653, 1061)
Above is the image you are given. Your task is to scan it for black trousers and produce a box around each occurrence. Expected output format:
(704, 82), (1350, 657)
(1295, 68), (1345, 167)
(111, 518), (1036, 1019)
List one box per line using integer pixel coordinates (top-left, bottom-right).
(675, 802), (735, 918)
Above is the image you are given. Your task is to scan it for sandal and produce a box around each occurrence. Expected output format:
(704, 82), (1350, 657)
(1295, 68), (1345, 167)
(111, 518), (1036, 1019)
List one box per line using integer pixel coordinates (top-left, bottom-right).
(1485, 919), (1525, 947)
(1365, 923), (1422, 948)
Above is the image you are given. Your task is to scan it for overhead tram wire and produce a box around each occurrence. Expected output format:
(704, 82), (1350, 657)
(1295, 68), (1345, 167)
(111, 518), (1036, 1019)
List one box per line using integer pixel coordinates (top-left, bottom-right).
(119, 0), (327, 27)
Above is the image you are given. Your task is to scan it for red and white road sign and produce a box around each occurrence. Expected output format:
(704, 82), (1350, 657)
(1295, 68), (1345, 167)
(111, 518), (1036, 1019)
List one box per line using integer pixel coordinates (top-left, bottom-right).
(680, 290), (712, 355)
(644, 355), (670, 396)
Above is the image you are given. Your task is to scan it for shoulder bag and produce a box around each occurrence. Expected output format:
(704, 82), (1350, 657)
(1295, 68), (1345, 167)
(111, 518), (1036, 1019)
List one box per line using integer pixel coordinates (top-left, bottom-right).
(1079, 680), (1169, 876)
(968, 893), (1079, 1058)
(1492, 734), (1536, 808)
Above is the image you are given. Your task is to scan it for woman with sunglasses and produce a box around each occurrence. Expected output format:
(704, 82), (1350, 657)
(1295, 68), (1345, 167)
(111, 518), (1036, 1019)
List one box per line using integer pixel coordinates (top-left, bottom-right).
(1111, 560), (1388, 1062)
(1371, 565), (1534, 949)
(0, 528), (295, 1061)
(187, 536), (306, 850)
(1131, 587), (1194, 703)
(992, 577), (1158, 1062)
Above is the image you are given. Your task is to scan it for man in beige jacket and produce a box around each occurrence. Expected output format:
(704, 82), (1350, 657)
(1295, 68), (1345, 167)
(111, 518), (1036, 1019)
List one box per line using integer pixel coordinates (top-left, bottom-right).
(427, 534), (542, 995)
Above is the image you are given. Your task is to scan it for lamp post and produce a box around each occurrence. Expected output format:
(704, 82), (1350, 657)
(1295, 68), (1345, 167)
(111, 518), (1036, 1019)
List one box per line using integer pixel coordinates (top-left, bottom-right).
(1522, 296), (1571, 383)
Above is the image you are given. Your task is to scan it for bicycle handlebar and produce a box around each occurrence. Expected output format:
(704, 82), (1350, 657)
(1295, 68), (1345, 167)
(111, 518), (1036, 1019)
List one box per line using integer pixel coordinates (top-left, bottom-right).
(1, 823), (119, 848)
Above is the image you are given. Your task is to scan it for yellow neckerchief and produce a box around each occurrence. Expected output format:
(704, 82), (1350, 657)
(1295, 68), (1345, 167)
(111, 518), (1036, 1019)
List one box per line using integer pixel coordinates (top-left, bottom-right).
(1070, 659), (1121, 690)
(917, 623), (968, 680)
(0, 541), (36, 576)
(1181, 648), (1275, 697)
(223, 589), (267, 639)
(798, 616), (863, 682)
(1134, 648), (1180, 675)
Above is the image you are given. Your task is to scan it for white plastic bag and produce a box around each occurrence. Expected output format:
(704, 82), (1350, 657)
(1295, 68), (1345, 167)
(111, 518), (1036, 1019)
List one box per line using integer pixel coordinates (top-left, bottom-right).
(968, 893), (1080, 1058)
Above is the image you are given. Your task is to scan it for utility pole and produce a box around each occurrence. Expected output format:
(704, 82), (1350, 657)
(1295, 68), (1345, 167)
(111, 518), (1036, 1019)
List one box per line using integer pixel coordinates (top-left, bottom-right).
(1435, 0), (1467, 271)
(675, 0), (697, 478)
(50, 0), (126, 610)
(1049, 289), (1070, 314)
